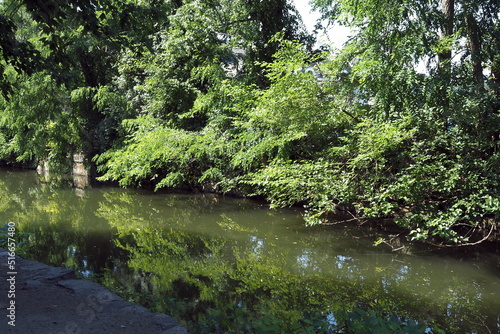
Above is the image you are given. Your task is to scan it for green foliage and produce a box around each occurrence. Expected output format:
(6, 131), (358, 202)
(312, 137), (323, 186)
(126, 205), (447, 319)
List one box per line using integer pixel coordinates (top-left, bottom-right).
(336, 308), (428, 334)
(95, 116), (231, 189)
(194, 306), (335, 334)
(1, 0), (499, 245)
(0, 72), (79, 169)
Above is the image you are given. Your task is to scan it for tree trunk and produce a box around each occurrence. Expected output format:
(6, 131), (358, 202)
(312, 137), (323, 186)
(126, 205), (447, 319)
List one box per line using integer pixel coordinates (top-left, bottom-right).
(437, 0), (454, 121)
(465, 12), (483, 88)
(438, 0), (454, 73)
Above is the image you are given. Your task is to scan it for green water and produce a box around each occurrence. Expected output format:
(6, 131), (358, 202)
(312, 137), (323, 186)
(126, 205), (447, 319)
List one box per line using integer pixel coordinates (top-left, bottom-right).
(0, 168), (499, 333)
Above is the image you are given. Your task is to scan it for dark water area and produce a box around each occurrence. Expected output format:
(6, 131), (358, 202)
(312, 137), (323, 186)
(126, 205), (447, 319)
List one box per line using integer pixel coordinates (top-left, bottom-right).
(0, 168), (499, 333)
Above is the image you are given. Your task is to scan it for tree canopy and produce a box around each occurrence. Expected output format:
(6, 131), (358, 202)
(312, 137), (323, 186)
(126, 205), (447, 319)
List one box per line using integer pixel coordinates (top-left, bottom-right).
(1, 0), (499, 246)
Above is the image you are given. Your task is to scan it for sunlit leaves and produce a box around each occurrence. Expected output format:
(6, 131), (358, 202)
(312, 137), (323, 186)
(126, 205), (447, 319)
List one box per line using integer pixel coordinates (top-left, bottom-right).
(0, 72), (79, 167)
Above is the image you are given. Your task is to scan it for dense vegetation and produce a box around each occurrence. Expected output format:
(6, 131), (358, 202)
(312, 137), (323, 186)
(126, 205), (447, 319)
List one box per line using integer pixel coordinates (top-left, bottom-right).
(1, 0), (499, 246)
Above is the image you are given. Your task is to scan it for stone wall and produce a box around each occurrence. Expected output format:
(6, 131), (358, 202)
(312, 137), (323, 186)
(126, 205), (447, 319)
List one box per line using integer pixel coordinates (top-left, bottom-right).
(36, 153), (90, 188)
(72, 152), (88, 177)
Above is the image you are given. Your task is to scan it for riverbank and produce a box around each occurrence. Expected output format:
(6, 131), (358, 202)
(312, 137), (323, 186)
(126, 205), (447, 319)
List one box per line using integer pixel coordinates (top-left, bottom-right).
(0, 248), (187, 334)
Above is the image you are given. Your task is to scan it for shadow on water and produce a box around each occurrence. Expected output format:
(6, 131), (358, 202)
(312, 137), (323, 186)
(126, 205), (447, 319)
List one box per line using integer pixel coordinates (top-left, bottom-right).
(0, 168), (499, 333)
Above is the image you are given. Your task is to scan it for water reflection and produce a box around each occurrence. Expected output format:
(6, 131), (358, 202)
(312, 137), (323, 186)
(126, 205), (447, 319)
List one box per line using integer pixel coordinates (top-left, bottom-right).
(0, 168), (499, 333)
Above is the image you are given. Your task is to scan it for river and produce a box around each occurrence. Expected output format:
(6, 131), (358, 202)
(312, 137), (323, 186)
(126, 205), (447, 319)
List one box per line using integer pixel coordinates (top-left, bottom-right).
(0, 168), (499, 333)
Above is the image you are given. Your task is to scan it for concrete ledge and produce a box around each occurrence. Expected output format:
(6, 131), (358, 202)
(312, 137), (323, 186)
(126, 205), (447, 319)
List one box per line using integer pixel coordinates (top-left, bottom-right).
(0, 249), (187, 334)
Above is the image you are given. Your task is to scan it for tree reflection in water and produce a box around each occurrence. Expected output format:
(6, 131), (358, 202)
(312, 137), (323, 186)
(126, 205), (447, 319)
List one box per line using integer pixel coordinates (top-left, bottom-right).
(0, 169), (499, 333)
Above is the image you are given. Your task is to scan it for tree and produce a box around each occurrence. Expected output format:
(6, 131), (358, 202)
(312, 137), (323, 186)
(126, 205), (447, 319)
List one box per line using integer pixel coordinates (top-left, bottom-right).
(308, 0), (500, 244)
(0, 0), (171, 168)
(2, 0), (497, 245)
